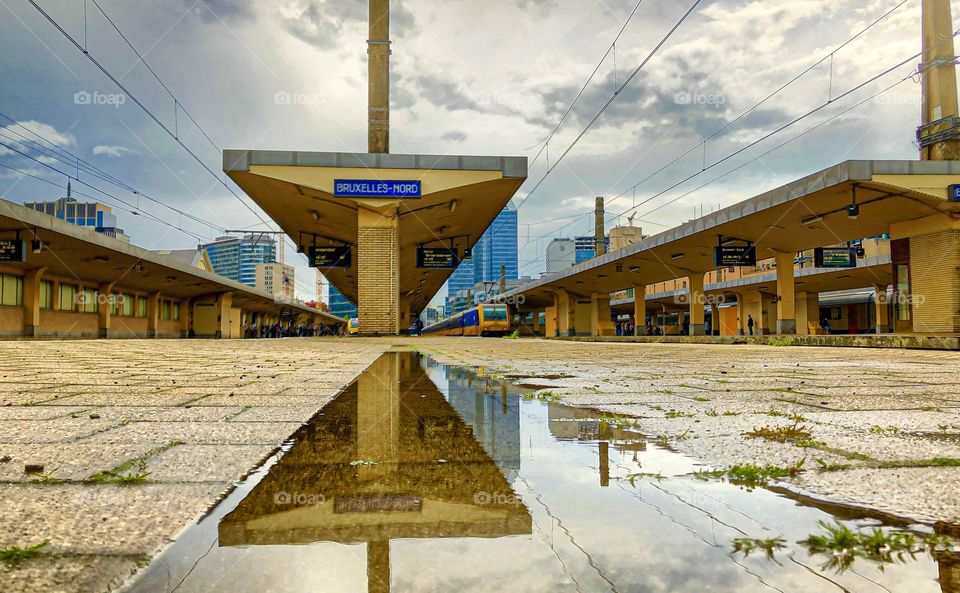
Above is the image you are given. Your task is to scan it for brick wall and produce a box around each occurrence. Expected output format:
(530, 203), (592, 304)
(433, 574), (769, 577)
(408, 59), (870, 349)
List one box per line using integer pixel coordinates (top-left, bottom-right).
(358, 226), (399, 334)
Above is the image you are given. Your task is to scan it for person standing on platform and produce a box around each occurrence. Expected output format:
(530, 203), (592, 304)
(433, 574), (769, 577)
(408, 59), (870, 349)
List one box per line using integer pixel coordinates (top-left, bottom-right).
(747, 315), (755, 336)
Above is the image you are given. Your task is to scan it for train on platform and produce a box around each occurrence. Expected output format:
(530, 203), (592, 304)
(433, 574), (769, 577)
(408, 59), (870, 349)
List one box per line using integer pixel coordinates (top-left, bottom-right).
(422, 304), (512, 337)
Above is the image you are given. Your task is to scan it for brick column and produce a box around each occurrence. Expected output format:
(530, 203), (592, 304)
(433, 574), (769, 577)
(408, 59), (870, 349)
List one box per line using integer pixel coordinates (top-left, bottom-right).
(22, 267), (47, 337)
(357, 208), (399, 335)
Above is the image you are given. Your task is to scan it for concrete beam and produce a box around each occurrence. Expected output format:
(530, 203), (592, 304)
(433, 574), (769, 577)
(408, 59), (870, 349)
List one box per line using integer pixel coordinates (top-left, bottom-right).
(590, 292), (615, 337)
(875, 284), (892, 334)
(632, 284), (647, 336)
(22, 267), (47, 338)
(98, 282), (116, 339)
(146, 292), (161, 338)
(775, 252), (797, 335)
(556, 289), (576, 337)
(688, 274), (705, 336)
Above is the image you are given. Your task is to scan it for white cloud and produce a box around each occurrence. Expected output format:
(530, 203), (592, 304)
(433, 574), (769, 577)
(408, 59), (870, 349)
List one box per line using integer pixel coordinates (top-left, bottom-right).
(3, 120), (75, 147)
(93, 145), (137, 157)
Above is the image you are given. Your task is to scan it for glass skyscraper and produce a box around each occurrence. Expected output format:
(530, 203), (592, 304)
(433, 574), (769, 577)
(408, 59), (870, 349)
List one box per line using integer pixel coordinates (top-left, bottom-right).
(328, 283), (358, 319)
(201, 235), (277, 287)
(444, 202), (518, 316)
(575, 235), (610, 263)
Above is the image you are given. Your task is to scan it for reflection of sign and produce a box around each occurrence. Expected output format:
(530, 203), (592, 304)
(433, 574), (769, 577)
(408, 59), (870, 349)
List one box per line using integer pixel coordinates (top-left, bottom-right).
(417, 246), (458, 269)
(815, 247), (857, 268)
(334, 495), (422, 514)
(418, 416), (459, 438)
(334, 179), (422, 199)
(949, 184), (960, 202)
(309, 246), (352, 268)
(0, 240), (26, 262)
(714, 245), (756, 266)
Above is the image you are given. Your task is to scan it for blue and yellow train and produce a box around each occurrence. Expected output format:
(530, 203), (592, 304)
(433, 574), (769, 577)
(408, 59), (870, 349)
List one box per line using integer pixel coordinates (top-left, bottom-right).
(423, 304), (511, 337)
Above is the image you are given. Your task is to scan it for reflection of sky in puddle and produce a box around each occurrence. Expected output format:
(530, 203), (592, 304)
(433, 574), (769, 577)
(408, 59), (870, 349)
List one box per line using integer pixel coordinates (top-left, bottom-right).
(128, 353), (954, 593)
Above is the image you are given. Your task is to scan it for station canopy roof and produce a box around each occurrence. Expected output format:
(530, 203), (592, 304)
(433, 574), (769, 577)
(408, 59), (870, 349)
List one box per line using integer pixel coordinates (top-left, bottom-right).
(496, 160), (960, 310)
(224, 150), (527, 314)
(0, 199), (342, 322)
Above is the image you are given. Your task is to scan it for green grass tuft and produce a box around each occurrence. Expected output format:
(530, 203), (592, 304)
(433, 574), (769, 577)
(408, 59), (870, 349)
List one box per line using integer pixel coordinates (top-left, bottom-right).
(0, 541), (48, 563)
(731, 537), (786, 560)
(745, 423), (813, 443)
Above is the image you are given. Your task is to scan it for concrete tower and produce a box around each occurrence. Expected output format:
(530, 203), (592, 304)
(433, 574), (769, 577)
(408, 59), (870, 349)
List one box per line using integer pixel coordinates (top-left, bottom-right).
(919, 0), (960, 160)
(368, 0), (390, 154)
(594, 197), (605, 257)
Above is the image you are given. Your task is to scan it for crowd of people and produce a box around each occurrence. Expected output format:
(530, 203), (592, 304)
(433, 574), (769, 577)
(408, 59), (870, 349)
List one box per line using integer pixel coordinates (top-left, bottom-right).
(243, 323), (343, 339)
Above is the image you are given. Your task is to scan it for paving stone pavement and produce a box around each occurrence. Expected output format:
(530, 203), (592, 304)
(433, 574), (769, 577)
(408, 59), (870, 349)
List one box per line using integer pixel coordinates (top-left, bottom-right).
(1, 336), (959, 592)
(412, 337), (960, 527)
(0, 338), (389, 593)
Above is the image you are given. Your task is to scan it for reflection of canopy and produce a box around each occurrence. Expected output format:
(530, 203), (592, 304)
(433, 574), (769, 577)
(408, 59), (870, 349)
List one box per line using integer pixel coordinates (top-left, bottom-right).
(220, 352), (531, 546)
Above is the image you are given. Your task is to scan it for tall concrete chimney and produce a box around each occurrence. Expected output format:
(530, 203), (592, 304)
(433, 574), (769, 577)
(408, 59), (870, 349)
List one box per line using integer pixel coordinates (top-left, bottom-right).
(368, 0), (390, 154)
(595, 196), (605, 257)
(919, 0), (960, 160)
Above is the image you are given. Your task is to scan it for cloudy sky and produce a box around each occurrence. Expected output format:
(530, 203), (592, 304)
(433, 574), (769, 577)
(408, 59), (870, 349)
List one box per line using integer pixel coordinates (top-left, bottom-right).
(0, 0), (954, 304)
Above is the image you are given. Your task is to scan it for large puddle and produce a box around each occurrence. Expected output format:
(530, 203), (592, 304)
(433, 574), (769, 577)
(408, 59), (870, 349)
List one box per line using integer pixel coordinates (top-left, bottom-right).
(126, 352), (958, 592)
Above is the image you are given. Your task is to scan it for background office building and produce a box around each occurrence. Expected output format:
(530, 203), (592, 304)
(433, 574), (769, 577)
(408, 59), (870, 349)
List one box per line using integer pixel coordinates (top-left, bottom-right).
(256, 262), (295, 301)
(328, 282), (358, 319)
(575, 235), (609, 263)
(444, 203), (519, 316)
(201, 235), (277, 287)
(24, 192), (130, 243)
(545, 238), (575, 273)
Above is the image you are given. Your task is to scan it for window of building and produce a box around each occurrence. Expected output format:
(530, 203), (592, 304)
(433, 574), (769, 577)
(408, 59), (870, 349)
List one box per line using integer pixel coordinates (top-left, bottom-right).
(895, 264), (911, 322)
(59, 283), (77, 311)
(39, 280), (53, 309)
(172, 301), (181, 321)
(136, 296), (148, 318)
(80, 288), (98, 313)
(111, 293), (122, 316)
(161, 300), (172, 321)
(122, 294), (134, 317)
(0, 274), (23, 307)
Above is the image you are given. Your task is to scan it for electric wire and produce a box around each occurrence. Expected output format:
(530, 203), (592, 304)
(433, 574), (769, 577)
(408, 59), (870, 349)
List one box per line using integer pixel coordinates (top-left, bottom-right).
(515, 0), (705, 211)
(25, 0), (276, 231)
(526, 0), (646, 173)
(514, 0), (915, 254)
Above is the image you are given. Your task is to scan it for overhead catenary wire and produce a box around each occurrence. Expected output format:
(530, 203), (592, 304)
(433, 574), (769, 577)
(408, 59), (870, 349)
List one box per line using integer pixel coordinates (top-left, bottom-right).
(525, 0), (647, 173)
(0, 142), (211, 242)
(515, 0), (705, 212)
(0, 118), (226, 234)
(516, 0), (915, 253)
(605, 34), (956, 226)
(25, 0), (276, 231)
(0, 158), (210, 242)
(514, 63), (929, 276)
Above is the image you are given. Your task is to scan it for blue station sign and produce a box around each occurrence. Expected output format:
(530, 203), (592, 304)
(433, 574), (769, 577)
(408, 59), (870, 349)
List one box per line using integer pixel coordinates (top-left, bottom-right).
(334, 179), (422, 199)
(949, 184), (960, 202)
